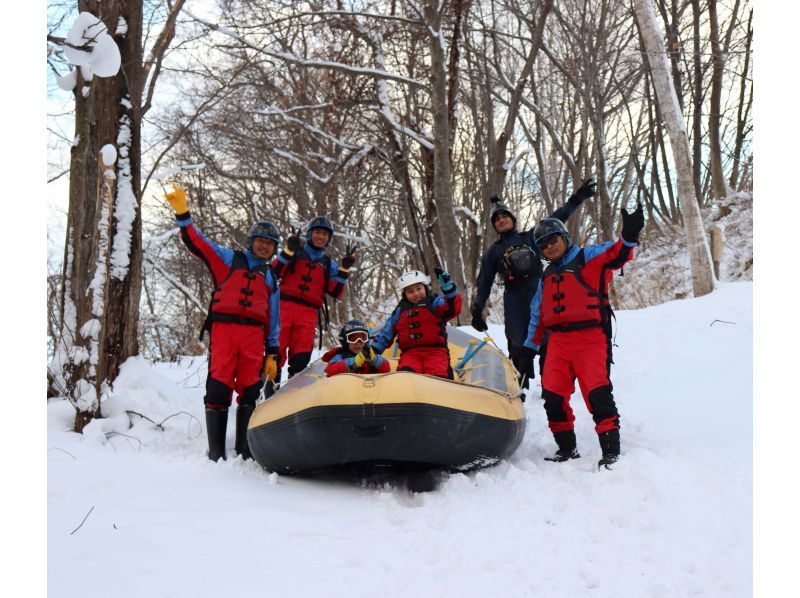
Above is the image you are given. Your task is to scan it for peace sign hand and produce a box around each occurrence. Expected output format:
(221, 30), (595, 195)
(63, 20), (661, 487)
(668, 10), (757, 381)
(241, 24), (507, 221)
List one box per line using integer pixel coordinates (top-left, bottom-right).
(286, 227), (302, 252)
(342, 242), (359, 269)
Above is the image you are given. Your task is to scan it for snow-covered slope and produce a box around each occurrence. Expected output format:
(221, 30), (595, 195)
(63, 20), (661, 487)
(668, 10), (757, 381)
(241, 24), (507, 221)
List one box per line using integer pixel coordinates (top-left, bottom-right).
(47, 282), (752, 597)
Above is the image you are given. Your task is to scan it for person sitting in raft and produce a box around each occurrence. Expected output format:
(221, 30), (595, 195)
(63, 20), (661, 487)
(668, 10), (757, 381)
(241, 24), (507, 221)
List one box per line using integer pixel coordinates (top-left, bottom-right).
(371, 267), (462, 379)
(323, 319), (390, 376)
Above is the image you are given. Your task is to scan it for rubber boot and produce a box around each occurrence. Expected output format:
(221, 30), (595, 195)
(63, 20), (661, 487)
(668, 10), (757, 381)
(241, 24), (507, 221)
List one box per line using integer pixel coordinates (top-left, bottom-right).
(234, 404), (255, 460)
(544, 430), (580, 462)
(598, 429), (620, 469)
(205, 407), (228, 462)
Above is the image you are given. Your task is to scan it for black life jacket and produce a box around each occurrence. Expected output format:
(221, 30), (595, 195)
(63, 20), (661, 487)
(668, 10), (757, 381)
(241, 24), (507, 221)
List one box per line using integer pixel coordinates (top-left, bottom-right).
(502, 244), (539, 282)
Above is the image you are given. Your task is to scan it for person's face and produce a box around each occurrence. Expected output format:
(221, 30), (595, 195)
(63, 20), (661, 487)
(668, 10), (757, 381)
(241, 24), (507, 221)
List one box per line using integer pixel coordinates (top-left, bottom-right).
(493, 212), (514, 233)
(310, 228), (331, 248)
(539, 235), (567, 262)
(344, 329), (369, 353)
(347, 339), (366, 353)
(403, 282), (427, 304)
(252, 237), (276, 260)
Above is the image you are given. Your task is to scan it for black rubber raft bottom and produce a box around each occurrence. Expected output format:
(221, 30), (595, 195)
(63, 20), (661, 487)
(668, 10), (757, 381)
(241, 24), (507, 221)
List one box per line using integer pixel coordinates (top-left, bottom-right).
(247, 402), (525, 477)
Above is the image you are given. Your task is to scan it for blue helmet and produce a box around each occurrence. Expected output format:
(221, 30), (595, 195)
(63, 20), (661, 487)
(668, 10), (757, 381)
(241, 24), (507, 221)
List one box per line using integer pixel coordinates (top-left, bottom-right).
(306, 216), (334, 247)
(532, 218), (571, 256)
(247, 221), (280, 252)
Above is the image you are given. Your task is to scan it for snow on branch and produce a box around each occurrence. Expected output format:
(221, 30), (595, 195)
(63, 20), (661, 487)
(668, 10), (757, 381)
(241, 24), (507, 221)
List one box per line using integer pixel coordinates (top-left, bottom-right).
(455, 207), (483, 236)
(271, 149), (332, 184)
(150, 162), (206, 181)
(186, 10), (427, 91)
(61, 12), (121, 78)
(357, 24), (434, 150)
(257, 107), (361, 151)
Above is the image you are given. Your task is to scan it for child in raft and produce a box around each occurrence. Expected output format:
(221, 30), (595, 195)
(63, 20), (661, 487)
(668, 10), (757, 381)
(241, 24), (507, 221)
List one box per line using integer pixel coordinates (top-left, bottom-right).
(323, 319), (390, 376)
(371, 268), (462, 379)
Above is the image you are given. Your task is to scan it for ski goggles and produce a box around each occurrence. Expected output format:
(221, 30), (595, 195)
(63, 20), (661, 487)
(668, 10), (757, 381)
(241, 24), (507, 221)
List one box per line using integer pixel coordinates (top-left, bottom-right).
(537, 235), (560, 251)
(345, 330), (369, 344)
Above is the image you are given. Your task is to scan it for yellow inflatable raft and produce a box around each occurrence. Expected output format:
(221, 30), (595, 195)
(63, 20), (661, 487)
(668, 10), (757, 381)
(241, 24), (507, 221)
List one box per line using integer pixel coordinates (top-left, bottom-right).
(247, 326), (525, 474)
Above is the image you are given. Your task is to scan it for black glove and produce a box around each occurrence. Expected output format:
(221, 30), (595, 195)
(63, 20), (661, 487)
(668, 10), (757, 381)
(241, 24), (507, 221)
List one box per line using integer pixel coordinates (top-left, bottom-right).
(471, 305), (488, 332)
(517, 346), (538, 384)
(286, 227), (302, 252)
(620, 202), (645, 244)
(568, 178), (597, 207)
(341, 243), (358, 269)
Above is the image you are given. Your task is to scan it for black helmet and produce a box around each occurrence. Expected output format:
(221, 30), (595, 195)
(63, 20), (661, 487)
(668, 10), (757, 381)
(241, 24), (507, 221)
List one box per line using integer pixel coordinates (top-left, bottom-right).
(247, 221), (280, 252)
(306, 216), (334, 246)
(338, 319), (369, 348)
(489, 195), (517, 230)
(532, 218), (571, 256)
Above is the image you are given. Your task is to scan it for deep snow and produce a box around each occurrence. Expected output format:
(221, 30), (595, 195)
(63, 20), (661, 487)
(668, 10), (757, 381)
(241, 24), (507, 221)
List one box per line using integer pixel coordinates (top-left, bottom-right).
(45, 282), (753, 597)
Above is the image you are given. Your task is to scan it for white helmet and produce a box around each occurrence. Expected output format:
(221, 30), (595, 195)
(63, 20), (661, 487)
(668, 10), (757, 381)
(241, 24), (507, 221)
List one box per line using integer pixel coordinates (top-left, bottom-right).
(397, 270), (430, 291)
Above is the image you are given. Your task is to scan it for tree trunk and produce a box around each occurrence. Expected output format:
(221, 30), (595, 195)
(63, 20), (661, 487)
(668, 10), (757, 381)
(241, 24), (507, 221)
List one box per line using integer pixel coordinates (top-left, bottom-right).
(424, 0), (466, 303)
(707, 0), (727, 201)
(729, 8), (752, 191)
(53, 0), (144, 431)
(690, 0), (703, 200)
(633, 0), (716, 297)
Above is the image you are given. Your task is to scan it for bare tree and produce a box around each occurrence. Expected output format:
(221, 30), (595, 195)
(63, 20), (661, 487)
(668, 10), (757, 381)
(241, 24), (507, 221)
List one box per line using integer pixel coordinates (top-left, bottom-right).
(633, 0), (715, 297)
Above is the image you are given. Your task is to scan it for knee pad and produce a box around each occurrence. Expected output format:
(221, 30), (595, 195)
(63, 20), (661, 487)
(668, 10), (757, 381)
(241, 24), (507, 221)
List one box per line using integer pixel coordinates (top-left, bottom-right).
(587, 384), (618, 422)
(288, 352), (312, 377)
(542, 389), (570, 422)
(204, 377), (233, 409)
(239, 381), (261, 407)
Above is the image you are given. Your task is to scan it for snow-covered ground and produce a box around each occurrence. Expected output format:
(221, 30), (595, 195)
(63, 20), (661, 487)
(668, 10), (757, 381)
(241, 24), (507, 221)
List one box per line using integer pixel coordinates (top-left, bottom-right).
(45, 282), (753, 597)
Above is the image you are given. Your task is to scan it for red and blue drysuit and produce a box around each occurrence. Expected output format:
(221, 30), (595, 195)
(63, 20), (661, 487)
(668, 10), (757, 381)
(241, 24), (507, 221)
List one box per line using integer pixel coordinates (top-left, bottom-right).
(322, 347), (391, 377)
(272, 244), (349, 377)
(372, 288), (462, 378)
(176, 212), (280, 409)
(524, 237), (635, 436)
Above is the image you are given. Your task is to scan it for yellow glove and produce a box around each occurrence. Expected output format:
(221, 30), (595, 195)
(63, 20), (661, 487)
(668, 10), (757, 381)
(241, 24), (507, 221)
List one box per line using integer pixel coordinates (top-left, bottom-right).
(352, 351), (367, 369)
(165, 184), (188, 214)
(262, 355), (278, 381)
(365, 346), (376, 363)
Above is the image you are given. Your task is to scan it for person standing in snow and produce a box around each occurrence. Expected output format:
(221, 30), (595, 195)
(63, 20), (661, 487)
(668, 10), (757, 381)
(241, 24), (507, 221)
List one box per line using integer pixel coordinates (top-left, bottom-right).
(470, 180), (597, 398)
(322, 320), (391, 377)
(371, 268), (462, 379)
(165, 185), (281, 462)
(271, 217), (357, 379)
(524, 203), (644, 469)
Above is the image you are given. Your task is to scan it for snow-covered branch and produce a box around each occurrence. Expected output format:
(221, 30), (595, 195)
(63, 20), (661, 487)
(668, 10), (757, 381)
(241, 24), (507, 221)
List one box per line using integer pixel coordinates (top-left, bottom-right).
(186, 10), (428, 91)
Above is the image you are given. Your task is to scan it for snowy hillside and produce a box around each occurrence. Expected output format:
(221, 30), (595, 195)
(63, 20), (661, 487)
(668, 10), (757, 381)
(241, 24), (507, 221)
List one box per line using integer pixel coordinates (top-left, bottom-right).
(46, 282), (752, 597)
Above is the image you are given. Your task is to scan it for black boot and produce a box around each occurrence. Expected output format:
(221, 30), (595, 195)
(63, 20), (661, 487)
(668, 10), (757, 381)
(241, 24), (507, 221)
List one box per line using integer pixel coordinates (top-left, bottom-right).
(544, 430), (580, 462)
(234, 404), (255, 460)
(205, 407), (228, 462)
(598, 429), (620, 469)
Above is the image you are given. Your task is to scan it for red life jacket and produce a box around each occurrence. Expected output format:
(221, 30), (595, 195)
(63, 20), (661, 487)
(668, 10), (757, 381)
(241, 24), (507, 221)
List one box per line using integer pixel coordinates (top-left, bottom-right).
(279, 249), (331, 308)
(540, 250), (612, 333)
(205, 252), (272, 332)
(396, 298), (448, 350)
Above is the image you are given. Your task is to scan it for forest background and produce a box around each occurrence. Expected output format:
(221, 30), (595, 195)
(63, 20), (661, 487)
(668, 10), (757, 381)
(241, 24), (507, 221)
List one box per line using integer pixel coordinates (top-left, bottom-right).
(1, 1), (791, 595)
